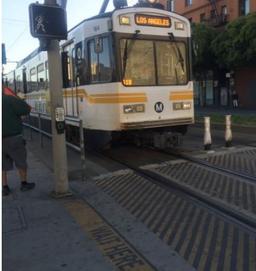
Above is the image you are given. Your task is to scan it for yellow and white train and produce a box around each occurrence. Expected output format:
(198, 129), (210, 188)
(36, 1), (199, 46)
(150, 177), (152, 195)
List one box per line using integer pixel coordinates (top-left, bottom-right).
(5, 0), (194, 149)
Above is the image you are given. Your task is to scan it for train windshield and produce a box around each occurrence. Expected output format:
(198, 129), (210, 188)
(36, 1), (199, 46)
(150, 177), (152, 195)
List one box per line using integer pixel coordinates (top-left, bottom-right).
(121, 39), (188, 86)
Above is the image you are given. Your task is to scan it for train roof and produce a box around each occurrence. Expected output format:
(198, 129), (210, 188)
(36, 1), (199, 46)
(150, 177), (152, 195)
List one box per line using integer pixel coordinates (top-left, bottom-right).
(16, 11), (114, 69)
(15, 5), (188, 69)
(17, 48), (40, 68)
(68, 11), (113, 33)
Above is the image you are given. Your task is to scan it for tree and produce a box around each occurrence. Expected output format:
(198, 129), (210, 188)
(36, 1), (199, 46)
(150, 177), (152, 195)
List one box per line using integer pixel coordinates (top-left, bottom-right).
(191, 23), (217, 79)
(212, 12), (256, 69)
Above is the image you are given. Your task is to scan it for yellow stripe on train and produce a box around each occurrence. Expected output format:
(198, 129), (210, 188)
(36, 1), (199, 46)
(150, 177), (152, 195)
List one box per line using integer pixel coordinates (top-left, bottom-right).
(64, 89), (148, 104)
(169, 91), (193, 101)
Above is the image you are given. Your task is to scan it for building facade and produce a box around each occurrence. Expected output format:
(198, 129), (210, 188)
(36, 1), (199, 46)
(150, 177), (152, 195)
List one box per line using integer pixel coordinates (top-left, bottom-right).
(171, 0), (256, 24)
(159, 0), (256, 109)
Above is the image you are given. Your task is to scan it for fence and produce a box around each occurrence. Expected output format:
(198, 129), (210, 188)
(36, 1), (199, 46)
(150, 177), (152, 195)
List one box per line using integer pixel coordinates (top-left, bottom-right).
(23, 112), (86, 181)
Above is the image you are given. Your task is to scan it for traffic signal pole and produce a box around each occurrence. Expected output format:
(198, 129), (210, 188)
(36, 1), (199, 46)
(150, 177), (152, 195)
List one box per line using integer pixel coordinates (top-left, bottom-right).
(45, 0), (70, 196)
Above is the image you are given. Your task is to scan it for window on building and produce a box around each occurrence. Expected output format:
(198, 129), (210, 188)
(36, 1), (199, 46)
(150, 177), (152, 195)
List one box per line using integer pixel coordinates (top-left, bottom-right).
(245, 0), (250, 14)
(221, 5), (228, 22)
(185, 0), (192, 7)
(89, 37), (112, 83)
(221, 5), (227, 15)
(189, 17), (193, 23)
(240, 0), (250, 15)
(200, 13), (206, 22)
(210, 10), (216, 19)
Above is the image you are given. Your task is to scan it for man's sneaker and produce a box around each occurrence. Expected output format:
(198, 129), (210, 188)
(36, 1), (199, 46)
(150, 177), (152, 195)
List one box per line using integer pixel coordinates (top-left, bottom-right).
(2, 185), (11, 196)
(20, 182), (35, 191)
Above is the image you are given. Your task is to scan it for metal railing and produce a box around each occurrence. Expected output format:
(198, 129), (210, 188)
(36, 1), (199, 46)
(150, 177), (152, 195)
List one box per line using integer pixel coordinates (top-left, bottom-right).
(23, 112), (86, 181)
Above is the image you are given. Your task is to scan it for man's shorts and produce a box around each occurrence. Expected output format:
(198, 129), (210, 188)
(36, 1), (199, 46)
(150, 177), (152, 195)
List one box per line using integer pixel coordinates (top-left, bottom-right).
(2, 135), (27, 171)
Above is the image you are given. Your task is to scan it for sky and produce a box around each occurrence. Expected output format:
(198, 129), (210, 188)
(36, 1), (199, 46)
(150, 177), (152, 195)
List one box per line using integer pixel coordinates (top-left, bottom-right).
(2, 0), (138, 74)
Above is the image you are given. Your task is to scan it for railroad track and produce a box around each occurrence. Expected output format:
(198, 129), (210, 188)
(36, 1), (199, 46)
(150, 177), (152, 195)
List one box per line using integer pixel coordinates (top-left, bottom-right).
(97, 147), (256, 230)
(22, 124), (256, 270)
(159, 147), (256, 183)
(94, 148), (256, 271)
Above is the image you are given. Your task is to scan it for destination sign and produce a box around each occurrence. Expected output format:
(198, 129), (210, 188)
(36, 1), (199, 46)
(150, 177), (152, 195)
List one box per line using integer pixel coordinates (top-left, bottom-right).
(135, 14), (171, 28)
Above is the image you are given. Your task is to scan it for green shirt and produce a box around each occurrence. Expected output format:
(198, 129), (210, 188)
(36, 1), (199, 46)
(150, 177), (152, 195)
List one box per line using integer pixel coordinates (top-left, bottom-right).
(2, 94), (31, 137)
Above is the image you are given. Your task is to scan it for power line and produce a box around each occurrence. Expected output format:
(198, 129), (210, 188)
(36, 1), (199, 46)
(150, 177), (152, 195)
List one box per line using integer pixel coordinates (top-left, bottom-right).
(7, 27), (28, 52)
(3, 18), (28, 24)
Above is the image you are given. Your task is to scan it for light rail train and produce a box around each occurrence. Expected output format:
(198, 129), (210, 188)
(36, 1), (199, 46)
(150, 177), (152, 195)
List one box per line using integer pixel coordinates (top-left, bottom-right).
(4, 0), (194, 149)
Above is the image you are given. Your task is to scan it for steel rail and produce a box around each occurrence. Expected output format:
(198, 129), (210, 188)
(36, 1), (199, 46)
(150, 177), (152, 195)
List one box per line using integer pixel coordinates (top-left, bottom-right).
(95, 150), (256, 232)
(161, 149), (256, 183)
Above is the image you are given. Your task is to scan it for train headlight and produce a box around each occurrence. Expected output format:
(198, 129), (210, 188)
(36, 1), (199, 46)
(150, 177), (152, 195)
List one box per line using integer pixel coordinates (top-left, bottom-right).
(182, 102), (192, 110)
(119, 15), (130, 25)
(173, 102), (192, 110)
(175, 21), (185, 30)
(147, 0), (157, 4)
(123, 104), (145, 113)
(173, 102), (183, 110)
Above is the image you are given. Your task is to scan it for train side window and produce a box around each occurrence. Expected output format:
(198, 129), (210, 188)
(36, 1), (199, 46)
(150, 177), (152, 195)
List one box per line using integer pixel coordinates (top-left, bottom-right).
(16, 75), (22, 93)
(45, 61), (49, 89)
(29, 67), (37, 92)
(37, 63), (46, 90)
(62, 51), (69, 87)
(89, 37), (112, 83)
(75, 41), (87, 86)
(6, 72), (16, 92)
(62, 48), (73, 88)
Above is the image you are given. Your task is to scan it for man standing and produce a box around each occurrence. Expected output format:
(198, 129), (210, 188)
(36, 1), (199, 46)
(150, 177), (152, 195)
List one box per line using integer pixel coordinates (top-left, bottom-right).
(2, 90), (35, 196)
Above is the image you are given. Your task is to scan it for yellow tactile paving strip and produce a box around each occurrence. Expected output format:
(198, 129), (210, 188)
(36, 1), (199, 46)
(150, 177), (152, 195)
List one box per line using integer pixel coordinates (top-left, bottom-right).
(63, 199), (157, 271)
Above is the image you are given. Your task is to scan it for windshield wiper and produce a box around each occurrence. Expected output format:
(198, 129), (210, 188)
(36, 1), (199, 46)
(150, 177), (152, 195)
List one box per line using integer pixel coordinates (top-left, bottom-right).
(122, 40), (129, 79)
(168, 32), (185, 75)
(122, 31), (140, 79)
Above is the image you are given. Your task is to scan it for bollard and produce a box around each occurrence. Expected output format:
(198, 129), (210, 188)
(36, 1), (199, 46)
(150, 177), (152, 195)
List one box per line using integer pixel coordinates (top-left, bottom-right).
(225, 115), (232, 147)
(204, 116), (212, 150)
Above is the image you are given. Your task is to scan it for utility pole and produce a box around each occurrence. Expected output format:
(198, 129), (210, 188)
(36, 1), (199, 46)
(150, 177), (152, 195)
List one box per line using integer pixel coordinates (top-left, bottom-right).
(29, 0), (69, 196)
(45, 0), (70, 196)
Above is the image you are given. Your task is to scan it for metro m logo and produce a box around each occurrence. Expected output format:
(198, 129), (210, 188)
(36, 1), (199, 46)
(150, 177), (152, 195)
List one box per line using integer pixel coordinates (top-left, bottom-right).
(154, 102), (164, 113)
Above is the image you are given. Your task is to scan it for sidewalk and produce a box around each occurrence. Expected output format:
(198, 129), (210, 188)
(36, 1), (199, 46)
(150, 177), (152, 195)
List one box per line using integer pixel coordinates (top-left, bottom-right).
(195, 106), (256, 117)
(194, 106), (256, 131)
(2, 149), (194, 271)
(2, 151), (115, 271)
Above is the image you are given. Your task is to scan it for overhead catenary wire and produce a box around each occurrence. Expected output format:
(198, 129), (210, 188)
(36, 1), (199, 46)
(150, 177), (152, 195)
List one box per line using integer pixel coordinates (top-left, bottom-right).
(6, 26), (28, 52)
(3, 18), (28, 24)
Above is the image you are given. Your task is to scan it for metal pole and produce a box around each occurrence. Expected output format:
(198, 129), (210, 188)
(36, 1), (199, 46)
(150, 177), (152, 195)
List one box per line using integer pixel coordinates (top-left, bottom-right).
(79, 120), (86, 181)
(38, 113), (43, 148)
(45, 0), (70, 196)
(29, 115), (33, 140)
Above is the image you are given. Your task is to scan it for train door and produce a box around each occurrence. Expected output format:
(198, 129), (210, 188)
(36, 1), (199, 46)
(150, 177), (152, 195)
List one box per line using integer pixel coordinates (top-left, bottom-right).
(62, 42), (78, 117)
(22, 68), (27, 94)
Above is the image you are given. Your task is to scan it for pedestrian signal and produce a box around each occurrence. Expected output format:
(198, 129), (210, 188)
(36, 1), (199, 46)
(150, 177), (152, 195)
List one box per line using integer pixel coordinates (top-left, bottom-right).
(29, 3), (67, 40)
